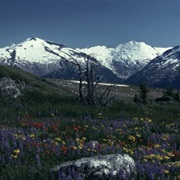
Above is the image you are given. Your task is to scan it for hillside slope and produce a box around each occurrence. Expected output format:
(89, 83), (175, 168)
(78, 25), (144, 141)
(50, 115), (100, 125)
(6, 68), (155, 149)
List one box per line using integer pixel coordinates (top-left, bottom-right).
(0, 37), (122, 83)
(126, 46), (180, 89)
(0, 64), (65, 93)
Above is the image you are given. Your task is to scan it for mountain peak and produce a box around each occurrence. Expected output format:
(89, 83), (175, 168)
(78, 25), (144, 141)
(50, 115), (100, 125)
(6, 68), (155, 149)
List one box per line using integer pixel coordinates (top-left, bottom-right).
(25, 37), (44, 42)
(115, 40), (160, 63)
(0, 37), (173, 83)
(126, 40), (142, 44)
(118, 40), (149, 48)
(28, 37), (37, 41)
(126, 45), (180, 89)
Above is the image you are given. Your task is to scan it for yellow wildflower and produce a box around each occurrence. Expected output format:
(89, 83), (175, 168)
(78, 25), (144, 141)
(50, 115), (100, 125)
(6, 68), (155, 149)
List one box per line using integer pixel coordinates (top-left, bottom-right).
(143, 158), (148, 162)
(71, 146), (77, 150)
(13, 149), (20, 155)
(128, 135), (136, 142)
(101, 124), (105, 128)
(177, 174), (180, 179)
(163, 170), (169, 174)
(161, 149), (166, 153)
(123, 147), (129, 153)
(154, 144), (161, 148)
(78, 145), (83, 149)
(129, 150), (134, 156)
(53, 141), (59, 145)
(167, 152), (174, 157)
(13, 134), (18, 138)
(55, 137), (61, 141)
(82, 137), (86, 141)
(75, 138), (80, 142)
(136, 134), (141, 138)
(164, 156), (170, 160)
(30, 134), (35, 138)
(156, 155), (163, 161)
(11, 155), (18, 159)
(148, 154), (156, 159)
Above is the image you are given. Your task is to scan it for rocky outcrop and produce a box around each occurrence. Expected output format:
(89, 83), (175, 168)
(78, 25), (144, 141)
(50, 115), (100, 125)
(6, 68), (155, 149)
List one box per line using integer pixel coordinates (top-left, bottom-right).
(50, 154), (136, 179)
(0, 77), (21, 98)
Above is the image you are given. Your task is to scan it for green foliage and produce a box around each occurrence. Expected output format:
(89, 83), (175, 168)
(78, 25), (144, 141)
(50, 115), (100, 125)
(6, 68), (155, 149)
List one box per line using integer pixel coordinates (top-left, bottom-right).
(163, 87), (180, 101)
(156, 87), (180, 103)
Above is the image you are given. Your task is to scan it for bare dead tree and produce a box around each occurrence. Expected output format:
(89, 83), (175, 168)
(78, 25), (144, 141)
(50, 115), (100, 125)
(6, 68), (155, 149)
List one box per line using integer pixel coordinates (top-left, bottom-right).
(60, 51), (114, 106)
(85, 56), (96, 105)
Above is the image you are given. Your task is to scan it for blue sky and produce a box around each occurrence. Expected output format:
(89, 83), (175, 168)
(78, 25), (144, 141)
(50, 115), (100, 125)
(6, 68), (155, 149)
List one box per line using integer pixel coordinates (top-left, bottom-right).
(0, 0), (180, 48)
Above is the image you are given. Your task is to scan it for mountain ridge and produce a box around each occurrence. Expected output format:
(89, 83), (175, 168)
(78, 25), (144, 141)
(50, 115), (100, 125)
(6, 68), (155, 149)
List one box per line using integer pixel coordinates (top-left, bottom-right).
(77, 40), (171, 79)
(0, 37), (122, 83)
(0, 37), (176, 87)
(126, 45), (180, 89)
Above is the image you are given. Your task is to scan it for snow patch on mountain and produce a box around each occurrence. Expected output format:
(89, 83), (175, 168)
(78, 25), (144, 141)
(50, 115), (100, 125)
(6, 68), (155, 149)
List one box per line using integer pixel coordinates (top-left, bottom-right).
(78, 40), (171, 79)
(0, 37), (122, 82)
(126, 46), (180, 89)
(0, 37), (172, 81)
(114, 41), (157, 63)
(0, 37), (88, 65)
(76, 45), (114, 68)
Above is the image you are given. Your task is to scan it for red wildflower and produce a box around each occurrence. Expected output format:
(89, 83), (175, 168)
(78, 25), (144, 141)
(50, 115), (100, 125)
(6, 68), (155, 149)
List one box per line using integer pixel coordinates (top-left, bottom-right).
(173, 150), (180, 158)
(147, 142), (155, 148)
(61, 146), (67, 154)
(72, 126), (79, 131)
(51, 125), (58, 132)
(32, 143), (40, 147)
(119, 141), (126, 147)
(46, 150), (50, 155)
(32, 123), (44, 128)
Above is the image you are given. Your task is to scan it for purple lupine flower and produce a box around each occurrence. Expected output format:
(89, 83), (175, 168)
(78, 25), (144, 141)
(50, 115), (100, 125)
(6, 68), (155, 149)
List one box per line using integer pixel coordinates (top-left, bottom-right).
(58, 170), (66, 180)
(35, 153), (42, 169)
(4, 139), (11, 152)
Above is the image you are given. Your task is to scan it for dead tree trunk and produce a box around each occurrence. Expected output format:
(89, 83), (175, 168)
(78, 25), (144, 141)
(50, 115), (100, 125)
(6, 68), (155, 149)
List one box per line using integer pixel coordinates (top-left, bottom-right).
(60, 51), (114, 106)
(77, 63), (83, 101)
(86, 57), (96, 106)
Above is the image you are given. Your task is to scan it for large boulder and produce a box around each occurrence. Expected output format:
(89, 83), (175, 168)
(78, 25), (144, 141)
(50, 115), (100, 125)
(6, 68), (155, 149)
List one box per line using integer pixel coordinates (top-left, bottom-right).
(50, 154), (136, 179)
(0, 77), (21, 98)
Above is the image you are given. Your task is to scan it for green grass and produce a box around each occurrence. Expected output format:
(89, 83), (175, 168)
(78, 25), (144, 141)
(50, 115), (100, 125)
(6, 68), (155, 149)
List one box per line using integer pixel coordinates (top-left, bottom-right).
(0, 64), (179, 126)
(0, 84), (179, 128)
(0, 64), (67, 94)
(106, 100), (180, 122)
(0, 66), (180, 179)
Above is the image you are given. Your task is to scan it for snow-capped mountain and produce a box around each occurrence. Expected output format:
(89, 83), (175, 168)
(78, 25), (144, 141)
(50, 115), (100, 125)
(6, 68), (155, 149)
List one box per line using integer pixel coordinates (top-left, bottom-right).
(126, 46), (180, 89)
(0, 37), (121, 82)
(77, 41), (170, 79)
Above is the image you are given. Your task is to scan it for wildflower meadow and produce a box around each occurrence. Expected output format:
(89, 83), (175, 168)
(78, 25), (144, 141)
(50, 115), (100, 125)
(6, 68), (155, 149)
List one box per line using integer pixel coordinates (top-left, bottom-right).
(1, 114), (180, 179)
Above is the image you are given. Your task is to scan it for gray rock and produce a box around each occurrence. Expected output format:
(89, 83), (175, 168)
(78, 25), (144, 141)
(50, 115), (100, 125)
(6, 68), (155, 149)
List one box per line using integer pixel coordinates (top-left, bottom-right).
(50, 154), (136, 179)
(0, 77), (21, 98)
